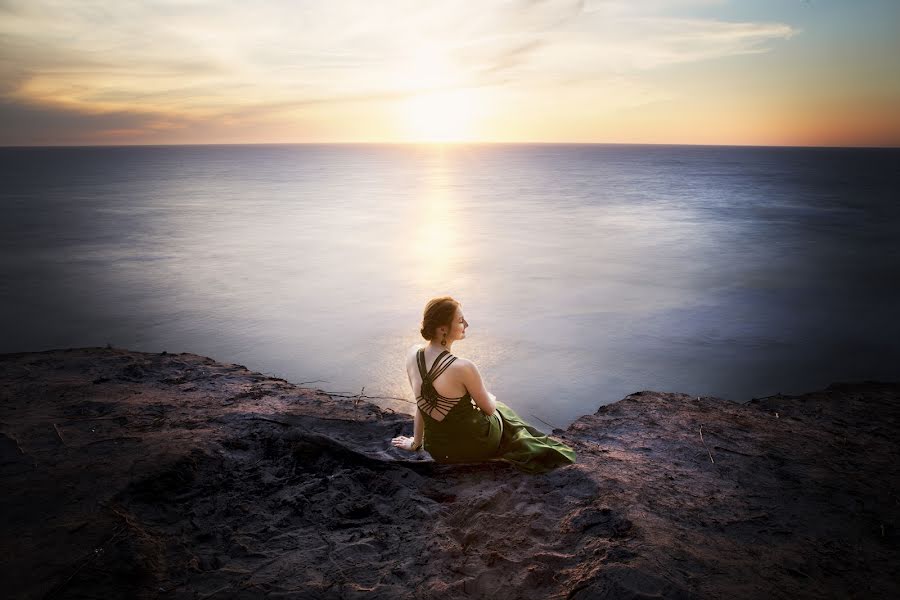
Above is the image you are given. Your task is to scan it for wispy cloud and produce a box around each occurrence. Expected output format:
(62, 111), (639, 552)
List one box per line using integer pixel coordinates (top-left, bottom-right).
(0, 0), (798, 142)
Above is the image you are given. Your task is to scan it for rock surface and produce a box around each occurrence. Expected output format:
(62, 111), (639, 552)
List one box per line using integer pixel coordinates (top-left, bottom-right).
(0, 347), (897, 599)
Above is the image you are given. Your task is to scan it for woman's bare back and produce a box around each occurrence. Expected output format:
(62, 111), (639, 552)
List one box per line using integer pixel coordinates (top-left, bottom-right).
(406, 345), (469, 422)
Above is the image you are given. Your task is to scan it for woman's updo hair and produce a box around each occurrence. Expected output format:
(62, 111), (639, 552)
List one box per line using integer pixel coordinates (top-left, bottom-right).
(420, 296), (459, 341)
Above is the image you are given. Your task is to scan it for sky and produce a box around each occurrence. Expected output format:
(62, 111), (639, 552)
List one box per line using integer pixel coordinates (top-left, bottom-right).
(1, 0), (898, 147)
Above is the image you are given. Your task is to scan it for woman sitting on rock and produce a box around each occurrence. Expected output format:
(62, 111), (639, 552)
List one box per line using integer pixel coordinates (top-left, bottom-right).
(391, 296), (575, 474)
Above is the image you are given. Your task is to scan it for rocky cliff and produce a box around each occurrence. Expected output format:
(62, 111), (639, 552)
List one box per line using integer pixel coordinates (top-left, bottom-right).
(1, 348), (897, 599)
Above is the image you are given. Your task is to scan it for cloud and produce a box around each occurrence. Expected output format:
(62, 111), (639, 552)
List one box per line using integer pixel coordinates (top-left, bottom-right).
(537, 15), (796, 75)
(0, 98), (192, 145)
(0, 0), (797, 142)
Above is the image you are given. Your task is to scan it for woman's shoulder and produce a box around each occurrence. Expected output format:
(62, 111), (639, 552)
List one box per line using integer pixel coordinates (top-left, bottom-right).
(446, 355), (475, 373)
(405, 344), (424, 365)
(448, 353), (472, 365)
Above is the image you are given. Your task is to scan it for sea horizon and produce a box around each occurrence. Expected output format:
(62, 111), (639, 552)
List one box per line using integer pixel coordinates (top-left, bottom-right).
(4, 141), (900, 150)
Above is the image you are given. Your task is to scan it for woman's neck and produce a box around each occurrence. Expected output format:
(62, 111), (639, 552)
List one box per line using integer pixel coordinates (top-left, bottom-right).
(425, 340), (453, 354)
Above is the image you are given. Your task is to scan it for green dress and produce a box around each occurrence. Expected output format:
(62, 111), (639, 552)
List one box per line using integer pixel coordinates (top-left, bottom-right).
(416, 348), (576, 475)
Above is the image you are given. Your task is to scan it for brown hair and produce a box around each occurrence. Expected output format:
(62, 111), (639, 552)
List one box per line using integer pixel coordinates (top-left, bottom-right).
(420, 296), (460, 341)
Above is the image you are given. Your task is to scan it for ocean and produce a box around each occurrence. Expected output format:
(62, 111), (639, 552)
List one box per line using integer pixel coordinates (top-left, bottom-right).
(2, 143), (898, 426)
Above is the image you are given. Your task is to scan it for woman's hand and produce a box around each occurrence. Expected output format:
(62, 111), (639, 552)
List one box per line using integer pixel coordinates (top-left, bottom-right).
(390, 435), (420, 452)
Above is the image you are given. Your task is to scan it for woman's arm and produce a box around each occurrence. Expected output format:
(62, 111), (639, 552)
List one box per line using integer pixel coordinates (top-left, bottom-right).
(390, 346), (425, 452)
(459, 360), (497, 416)
(413, 405), (424, 448)
(390, 407), (424, 452)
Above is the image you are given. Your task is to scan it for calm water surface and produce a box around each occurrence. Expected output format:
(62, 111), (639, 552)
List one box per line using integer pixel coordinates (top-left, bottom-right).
(1, 144), (898, 426)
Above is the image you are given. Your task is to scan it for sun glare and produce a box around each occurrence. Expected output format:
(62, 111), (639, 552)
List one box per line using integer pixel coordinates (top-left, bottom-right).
(402, 89), (478, 143)
(391, 48), (481, 143)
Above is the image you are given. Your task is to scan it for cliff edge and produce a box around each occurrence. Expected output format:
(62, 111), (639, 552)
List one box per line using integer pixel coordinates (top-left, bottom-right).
(1, 348), (897, 599)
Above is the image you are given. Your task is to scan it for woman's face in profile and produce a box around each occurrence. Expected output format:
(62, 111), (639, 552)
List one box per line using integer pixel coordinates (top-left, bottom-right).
(449, 308), (469, 342)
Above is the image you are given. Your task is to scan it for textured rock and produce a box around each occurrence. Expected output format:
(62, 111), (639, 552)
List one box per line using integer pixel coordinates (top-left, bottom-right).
(0, 347), (897, 599)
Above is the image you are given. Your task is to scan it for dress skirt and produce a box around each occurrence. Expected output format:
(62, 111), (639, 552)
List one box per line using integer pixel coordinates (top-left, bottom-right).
(493, 401), (576, 474)
(423, 399), (576, 475)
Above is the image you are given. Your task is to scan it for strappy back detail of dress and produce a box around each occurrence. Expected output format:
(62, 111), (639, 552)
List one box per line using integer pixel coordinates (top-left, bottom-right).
(416, 348), (467, 421)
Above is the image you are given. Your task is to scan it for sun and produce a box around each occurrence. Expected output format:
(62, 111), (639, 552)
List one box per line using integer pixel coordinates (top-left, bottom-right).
(391, 49), (481, 143)
(401, 88), (479, 143)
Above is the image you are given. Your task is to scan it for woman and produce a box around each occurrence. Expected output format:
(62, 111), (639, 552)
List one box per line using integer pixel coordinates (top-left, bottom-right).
(390, 296), (576, 474)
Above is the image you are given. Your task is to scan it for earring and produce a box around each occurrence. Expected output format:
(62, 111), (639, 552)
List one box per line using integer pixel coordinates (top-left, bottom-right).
(441, 332), (447, 346)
